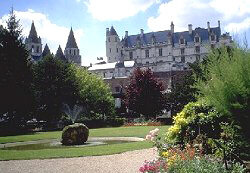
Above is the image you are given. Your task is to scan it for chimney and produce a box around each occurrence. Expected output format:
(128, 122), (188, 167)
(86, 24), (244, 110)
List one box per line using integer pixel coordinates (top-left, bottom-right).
(207, 22), (210, 32)
(218, 20), (221, 28)
(106, 28), (109, 35)
(140, 29), (144, 37)
(125, 31), (128, 38)
(188, 24), (192, 34)
(170, 21), (174, 33)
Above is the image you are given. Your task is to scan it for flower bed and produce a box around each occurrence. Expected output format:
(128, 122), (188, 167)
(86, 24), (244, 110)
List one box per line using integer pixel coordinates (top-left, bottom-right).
(139, 128), (247, 173)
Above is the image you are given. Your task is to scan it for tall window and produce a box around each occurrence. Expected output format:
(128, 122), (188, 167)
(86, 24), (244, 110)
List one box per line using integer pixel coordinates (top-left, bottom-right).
(181, 48), (185, 55)
(196, 55), (200, 61)
(181, 56), (185, 63)
(159, 48), (163, 56)
(116, 48), (118, 53)
(195, 36), (200, 43)
(195, 46), (200, 53)
(108, 37), (110, 42)
(145, 49), (149, 58)
(129, 51), (133, 60)
(36, 46), (39, 53)
(109, 48), (111, 53)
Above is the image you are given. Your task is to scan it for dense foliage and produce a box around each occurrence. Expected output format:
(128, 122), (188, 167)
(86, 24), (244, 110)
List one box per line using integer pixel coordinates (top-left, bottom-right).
(165, 71), (197, 116)
(195, 47), (250, 143)
(125, 68), (165, 119)
(0, 9), (33, 129)
(32, 55), (79, 122)
(75, 67), (115, 120)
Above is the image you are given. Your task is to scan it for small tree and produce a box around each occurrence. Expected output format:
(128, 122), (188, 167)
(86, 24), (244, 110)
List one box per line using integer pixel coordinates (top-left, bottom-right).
(75, 67), (115, 119)
(125, 68), (165, 119)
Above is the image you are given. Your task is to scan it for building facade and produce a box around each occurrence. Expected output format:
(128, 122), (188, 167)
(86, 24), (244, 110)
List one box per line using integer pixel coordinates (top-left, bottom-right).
(89, 21), (232, 79)
(25, 22), (81, 65)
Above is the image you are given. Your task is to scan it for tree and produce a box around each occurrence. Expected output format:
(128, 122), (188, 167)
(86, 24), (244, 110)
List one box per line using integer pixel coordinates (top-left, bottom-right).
(75, 67), (115, 120)
(165, 71), (197, 116)
(125, 68), (165, 119)
(195, 46), (250, 153)
(0, 8), (33, 128)
(32, 55), (79, 122)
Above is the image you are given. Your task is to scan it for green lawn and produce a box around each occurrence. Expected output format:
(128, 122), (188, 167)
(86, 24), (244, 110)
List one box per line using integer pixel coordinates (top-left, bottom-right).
(0, 126), (169, 160)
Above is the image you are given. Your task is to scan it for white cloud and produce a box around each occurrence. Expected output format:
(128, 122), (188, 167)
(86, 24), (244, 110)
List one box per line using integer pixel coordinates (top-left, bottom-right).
(0, 9), (83, 54)
(147, 0), (250, 34)
(84, 0), (159, 21)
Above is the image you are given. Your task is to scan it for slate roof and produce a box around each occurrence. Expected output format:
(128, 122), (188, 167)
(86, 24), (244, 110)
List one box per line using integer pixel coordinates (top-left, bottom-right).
(42, 44), (51, 57)
(27, 21), (41, 43)
(55, 45), (67, 61)
(108, 26), (118, 36)
(89, 60), (135, 71)
(66, 27), (78, 49)
(122, 27), (221, 48)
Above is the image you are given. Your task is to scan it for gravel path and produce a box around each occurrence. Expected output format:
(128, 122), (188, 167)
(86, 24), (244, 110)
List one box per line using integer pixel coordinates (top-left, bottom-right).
(0, 148), (157, 173)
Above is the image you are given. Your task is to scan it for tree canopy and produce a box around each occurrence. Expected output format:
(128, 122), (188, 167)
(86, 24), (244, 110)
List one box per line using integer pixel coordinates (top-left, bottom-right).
(32, 55), (79, 122)
(125, 68), (165, 119)
(0, 8), (33, 127)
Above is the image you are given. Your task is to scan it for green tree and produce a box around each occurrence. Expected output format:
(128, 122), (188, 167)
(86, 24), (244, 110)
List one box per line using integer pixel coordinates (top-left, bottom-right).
(0, 8), (33, 128)
(32, 55), (79, 122)
(75, 67), (115, 119)
(125, 68), (165, 119)
(165, 71), (197, 116)
(195, 46), (250, 153)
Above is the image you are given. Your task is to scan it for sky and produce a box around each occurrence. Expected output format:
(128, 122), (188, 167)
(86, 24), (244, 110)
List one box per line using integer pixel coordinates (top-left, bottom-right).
(0, 0), (250, 66)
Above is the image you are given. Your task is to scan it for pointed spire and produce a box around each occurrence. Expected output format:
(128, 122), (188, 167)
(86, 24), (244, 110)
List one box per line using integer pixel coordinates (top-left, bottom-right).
(55, 45), (67, 61)
(28, 21), (40, 43)
(109, 26), (118, 36)
(42, 43), (51, 57)
(66, 27), (78, 49)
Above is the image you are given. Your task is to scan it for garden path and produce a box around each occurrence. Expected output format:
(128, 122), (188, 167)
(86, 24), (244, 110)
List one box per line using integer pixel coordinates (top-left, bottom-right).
(0, 148), (157, 173)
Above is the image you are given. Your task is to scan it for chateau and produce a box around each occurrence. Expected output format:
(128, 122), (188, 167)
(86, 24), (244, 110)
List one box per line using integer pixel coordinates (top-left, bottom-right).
(25, 21), (81, 65)
(89, 21), (232, 78)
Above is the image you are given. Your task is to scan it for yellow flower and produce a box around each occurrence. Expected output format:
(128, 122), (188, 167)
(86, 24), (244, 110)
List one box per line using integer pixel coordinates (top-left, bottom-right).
(161, 151), (169, 158)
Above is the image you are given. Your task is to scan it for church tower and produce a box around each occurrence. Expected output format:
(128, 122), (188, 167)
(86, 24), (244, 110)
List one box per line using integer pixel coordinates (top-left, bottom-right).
(106, 26), (122, 63)
(64, 27), (81, 65)
(25, 21), (42, 61)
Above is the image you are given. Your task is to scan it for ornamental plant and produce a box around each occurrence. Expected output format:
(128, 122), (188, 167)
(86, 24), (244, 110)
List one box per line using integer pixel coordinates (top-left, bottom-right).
(140, 129), (246, 173)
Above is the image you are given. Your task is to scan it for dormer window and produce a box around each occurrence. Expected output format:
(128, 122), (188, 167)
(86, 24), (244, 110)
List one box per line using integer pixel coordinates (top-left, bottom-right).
(211, 35), (215, 41)
(180, 38), (185, 44)
(195, 36), (200, 43)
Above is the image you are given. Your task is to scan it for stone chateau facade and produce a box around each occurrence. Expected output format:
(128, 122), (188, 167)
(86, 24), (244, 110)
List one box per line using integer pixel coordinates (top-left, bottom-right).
(89, 21), (232, 78)
(25, 21), (81, 65)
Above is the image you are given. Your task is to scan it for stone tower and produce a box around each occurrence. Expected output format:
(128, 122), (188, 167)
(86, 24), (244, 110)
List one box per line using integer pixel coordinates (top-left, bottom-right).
(64, 27), (81, 65)
(25, 21), (42, 61)
(106, 26), (122, 63)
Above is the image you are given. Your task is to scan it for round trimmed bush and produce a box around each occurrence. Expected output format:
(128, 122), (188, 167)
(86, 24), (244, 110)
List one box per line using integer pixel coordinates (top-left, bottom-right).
(61, 123), (89, 145)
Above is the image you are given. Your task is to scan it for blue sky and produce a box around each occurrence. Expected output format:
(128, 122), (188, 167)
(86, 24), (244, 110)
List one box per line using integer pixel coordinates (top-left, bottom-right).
(0, 0), (250, 66)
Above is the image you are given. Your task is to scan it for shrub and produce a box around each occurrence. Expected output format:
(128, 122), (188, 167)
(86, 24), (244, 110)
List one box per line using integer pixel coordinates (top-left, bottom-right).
(167, 156), (246, 173)
(166, 101), (222, 145)
(61, 123), (89, 145)
(195, 46), (250, 148)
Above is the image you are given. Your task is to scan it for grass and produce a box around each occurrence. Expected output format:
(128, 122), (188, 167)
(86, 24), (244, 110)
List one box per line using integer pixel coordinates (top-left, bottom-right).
(0, 126), (168, 144)
(0, 126), (169, 160)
